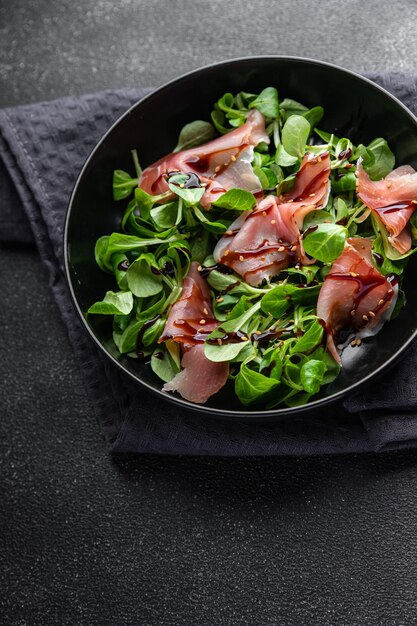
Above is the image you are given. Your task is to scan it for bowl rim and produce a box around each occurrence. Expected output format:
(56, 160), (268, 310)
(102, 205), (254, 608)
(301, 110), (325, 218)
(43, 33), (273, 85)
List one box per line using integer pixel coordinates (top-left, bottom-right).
(64, 54), (417, 418)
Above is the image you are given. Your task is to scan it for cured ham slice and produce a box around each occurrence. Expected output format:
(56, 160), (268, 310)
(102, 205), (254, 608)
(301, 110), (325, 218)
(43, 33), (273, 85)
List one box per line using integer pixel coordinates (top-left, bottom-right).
(163, 344), (229, 404)
(213, 195), (297, 286)
(160, 262), (228, 402)
(278, 151), (331, 228)
(317, 237), (398, 363)
(213, 152), (331, 286)
(139, 109), (269, 208)
(356, 161), (417, 254)
(160, 262), (217, 347)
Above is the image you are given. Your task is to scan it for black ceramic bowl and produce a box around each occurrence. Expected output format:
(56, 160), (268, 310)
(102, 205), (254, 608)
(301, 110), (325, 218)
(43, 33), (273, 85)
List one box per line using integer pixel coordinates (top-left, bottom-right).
(65, 56), (417, 419)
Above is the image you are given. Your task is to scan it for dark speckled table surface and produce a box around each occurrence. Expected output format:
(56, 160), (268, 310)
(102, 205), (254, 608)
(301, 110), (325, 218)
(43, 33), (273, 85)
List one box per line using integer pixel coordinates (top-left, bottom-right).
(2, 1), (417, 624)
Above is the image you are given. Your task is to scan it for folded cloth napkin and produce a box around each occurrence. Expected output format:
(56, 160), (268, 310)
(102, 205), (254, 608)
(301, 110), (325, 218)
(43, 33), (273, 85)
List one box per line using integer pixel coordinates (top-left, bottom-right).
(2, 73), (417, 456)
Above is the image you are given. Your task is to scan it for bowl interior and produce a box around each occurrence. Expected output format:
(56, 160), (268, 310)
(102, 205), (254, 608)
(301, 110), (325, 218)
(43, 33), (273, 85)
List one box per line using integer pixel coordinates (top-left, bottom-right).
(65, 57), (417, 416)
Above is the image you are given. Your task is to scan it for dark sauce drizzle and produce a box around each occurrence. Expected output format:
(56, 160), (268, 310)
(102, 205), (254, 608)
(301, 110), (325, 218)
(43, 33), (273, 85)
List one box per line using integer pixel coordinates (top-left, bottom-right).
(198, 263), (235, 278)
(303, 225), (318, 237)
(372, 252), (384, 267)
(326, 271), (396, 329)
(377, 201), (414, 215)
(338, 148), (352, 160)
(206, 330), (248, 345)
(151, 261), (175, 277)
(166, 171), (203, 189)
(117, 259), (130, 271)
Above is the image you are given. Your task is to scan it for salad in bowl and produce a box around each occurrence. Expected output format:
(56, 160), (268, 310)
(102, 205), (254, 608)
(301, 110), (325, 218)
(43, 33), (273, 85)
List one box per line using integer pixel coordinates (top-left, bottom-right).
(87, 85), (417, 408)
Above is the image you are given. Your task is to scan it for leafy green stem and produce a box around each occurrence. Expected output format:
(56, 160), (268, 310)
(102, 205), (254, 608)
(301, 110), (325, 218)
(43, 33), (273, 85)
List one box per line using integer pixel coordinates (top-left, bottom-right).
(131, 149), (142, 178)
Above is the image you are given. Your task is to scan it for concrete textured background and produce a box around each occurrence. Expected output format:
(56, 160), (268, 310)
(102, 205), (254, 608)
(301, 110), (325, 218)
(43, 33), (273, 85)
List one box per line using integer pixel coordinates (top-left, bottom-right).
(2, 1), (417, 625)
(1, 0), (417, 106)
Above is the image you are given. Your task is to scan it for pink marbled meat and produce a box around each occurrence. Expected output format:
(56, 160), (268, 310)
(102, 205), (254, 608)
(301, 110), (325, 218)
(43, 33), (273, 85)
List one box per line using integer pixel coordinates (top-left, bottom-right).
(163, 344), (229, 404)
(139, 109), (269, 208)
(356, 160), (417, 254)
(317, 237), (397, 363)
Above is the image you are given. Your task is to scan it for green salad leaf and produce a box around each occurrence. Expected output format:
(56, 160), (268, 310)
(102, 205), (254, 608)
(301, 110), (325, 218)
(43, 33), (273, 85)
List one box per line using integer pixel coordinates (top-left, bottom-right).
(212, 188), (256, 211)
(281, 115), (311, 158)
(174, 120), (215, 152)
(235, 362), (280, 405)
(249, 87), (279, 119)
(126, 253), (163, 297)
(300, 359), (327, 394)
(364, 138), (395, 180)
(151, 346), (180, 382)
(113, 170), (138, 201)
(302, 223), (347, 263)
(88, 290), (134, 315)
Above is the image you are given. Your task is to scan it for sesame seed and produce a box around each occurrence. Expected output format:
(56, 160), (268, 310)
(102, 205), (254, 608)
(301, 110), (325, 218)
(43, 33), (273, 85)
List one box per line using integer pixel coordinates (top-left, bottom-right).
(309, 193), (316, 197)
(386, 181), (392, 188)
(262, 211), (267, 217)
(203, 308), (209, 316)
(271, 219), (276, 224)
(412, 200), (417, 205)
(254, 330), (262, 335)
(198, 328), (204, 333)
(261, 256), (266, 261)
(278, 246), (286, 252)
(199, 319), (206, 325)
(197, 265), (203, 272)
(287, 199), (293, 203)
(216, 297), (224, 303)
(239, 255), (244, 262)
(231, 155), (237, 162)
(378, 298), (385, 305)
(356, 338), (362, 346)
(369, 311), (376, 318)
(291, 245), (297, 252)
(224, 162), (229, 167)
(214, 165), (221, 173)
(240, 336), (249, 342)
(350, 310), (356, 316)
(362, 314), (369, 321)
(351, 339), (357, 347)
(318, 156), (322, 162)
(179, 183), (185, 188)
(224, 250), (230, 256)
(225, 230), (233, 236)
(350, 272), (358, 277)
(217, 338), (223, 346)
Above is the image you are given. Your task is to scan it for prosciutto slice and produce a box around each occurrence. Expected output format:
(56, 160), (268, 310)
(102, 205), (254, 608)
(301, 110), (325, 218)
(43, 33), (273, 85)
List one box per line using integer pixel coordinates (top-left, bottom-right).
(213, 152), (331, 286)
(160, 262), (218, 347)
(278, 151), (331, 228)
(356, 161), (417, 254)
(316, 237), (398, 363)
(160, 262), (229, 403)
(139, 109), (269, 208)
(163, 345), (229, 404)
(213, 195), (298, 286)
